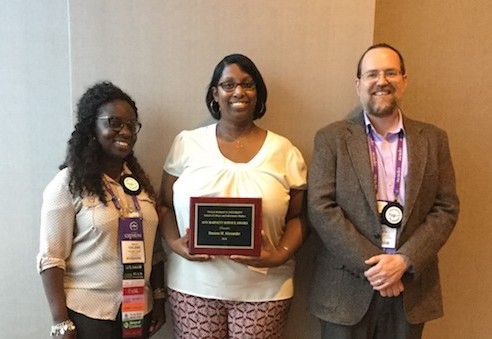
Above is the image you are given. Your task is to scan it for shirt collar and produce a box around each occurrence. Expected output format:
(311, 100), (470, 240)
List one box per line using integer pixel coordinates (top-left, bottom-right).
(364, 110), (405, 137)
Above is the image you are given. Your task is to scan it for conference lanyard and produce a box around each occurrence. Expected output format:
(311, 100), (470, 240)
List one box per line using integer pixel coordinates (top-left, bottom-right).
(367, 127), (405, 253)
(367, 126), (404, 202)
(103, 179), (141, 215)
(103, 178), (146, 338)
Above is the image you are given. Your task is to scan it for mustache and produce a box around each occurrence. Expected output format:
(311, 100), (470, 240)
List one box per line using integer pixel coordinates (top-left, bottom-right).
(373, 84), (395, 92)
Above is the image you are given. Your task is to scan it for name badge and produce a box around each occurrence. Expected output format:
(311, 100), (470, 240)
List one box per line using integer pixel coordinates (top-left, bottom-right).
(381, 225), (397, 249)
(119, 218), (145, 338)
(103, 176), (146, 338)
(119, 217), (145, 264)
(377, 200), (402, 250)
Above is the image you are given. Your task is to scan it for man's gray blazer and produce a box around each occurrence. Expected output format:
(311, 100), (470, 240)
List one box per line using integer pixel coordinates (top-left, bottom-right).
(307, 112), (459, 325)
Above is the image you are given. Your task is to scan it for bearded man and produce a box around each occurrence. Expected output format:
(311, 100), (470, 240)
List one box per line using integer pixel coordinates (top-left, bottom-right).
(308, 43), (459, 339)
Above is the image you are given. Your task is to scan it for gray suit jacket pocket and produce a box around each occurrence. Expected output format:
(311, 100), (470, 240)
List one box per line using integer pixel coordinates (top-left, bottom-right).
(308, 254), (375, 325)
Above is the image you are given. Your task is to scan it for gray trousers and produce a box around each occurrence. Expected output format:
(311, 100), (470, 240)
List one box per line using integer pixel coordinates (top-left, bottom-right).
(320, 293), (424, 339)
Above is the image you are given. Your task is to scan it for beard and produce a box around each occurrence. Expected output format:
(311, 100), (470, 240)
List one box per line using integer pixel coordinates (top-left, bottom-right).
(365, 98), (398, 117)
(363, 84), (401, 118)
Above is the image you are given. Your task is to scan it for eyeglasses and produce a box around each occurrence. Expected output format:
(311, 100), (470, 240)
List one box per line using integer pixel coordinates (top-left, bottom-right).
(98, 116), (142, 134)
(218, 81), (256, 92)
(360, 69), (403, 81)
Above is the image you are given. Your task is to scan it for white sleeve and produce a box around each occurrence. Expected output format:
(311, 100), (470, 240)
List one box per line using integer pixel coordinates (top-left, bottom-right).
(36, 171), (76, 273)
(285, 145), (307, 190)
(163, 131), (188, 177)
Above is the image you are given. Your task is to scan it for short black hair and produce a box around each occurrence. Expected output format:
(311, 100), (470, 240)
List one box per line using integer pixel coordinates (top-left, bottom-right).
(206, 54), (267, 120)
(356, 43), (406, 78)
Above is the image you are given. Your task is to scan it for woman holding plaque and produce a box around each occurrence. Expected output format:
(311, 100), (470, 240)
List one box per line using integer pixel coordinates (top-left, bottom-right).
(37, 82), (166, 338)
(159, 54), (307, 338)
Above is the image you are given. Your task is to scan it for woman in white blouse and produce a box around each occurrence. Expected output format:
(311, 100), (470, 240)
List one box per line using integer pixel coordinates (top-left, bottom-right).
(37, 82), (165, 338)
(159, 54), (308, 338)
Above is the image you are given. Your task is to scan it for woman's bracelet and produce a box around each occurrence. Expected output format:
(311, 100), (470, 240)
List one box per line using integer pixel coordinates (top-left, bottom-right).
(153, 287), (167, 300)
(50, 319), (76, 336)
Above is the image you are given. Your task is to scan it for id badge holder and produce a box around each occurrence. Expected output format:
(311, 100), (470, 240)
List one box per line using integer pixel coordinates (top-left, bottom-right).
(381, 225), (397, 250)
(377, 200), (398, 251)
(119, 217), (145, 264)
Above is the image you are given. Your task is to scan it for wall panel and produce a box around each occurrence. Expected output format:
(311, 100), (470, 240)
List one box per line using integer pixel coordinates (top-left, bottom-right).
(374, 1), (492, 338)
(0, 1), (71, 337)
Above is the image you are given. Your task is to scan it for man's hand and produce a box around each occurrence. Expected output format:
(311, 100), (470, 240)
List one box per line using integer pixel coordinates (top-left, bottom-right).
(364, 254), (408, 293)
(379, 279), (404, 297)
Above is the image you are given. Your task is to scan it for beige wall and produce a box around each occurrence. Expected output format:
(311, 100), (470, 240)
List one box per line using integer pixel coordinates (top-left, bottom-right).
(374, 1), (492, 338)
(70, 1), (376, 176)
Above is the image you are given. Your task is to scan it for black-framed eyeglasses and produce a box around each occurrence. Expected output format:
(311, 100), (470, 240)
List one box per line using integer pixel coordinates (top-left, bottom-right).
(218, 81), (256, 92)
(360, 69), (403, 81)
(98, 116), (142, 134)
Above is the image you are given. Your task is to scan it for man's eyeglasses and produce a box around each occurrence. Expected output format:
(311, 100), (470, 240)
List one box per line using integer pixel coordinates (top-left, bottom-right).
(360, 69), (403, 82)
(218, 81), (256, 92)
(98, 116), (142, 134)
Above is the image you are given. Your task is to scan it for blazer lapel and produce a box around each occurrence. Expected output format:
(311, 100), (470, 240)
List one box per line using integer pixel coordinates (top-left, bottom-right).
(402, 117), (427, 228)
(346, 115), (379, 221)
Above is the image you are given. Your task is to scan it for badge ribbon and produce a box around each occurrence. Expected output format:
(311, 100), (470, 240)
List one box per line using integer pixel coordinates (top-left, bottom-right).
(104, 177), (146, 338)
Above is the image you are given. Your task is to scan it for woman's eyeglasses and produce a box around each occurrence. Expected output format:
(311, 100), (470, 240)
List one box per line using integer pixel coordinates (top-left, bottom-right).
(218, 81), (256, 92)
(98, 116), (142, 134)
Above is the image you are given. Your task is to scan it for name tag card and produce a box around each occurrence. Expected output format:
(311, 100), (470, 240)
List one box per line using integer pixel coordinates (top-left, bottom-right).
(189, 197), (262, 256)
(119, 218), (145, 264)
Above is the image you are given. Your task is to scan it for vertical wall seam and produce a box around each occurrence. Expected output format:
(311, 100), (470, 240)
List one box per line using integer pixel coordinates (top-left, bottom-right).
(67, 0), (74, 124)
